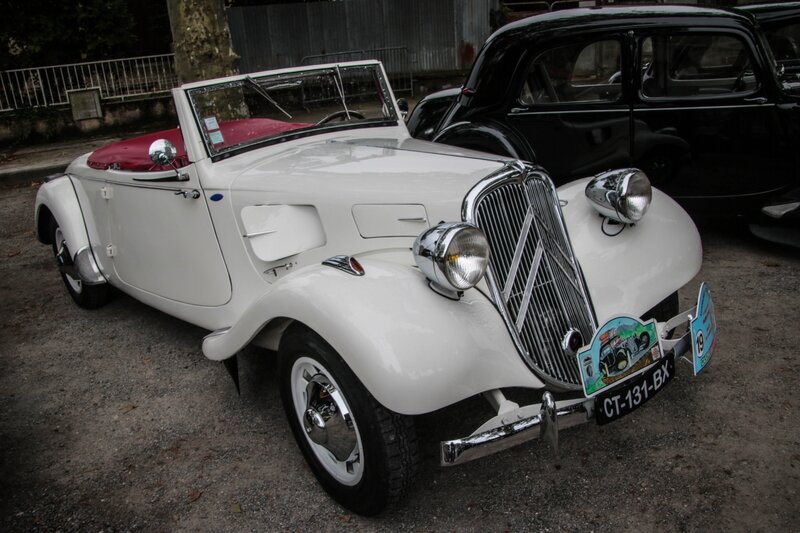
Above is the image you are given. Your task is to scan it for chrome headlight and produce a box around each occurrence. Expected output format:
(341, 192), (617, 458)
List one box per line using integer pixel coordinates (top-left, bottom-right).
(585, 169), (652, 224)
(413, 222), (490, 294)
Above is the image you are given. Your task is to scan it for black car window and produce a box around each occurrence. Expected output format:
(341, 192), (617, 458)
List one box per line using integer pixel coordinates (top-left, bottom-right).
(640, 33), (758, 98)
(762, 20), (800, 75)
(519, 39), (622, 106)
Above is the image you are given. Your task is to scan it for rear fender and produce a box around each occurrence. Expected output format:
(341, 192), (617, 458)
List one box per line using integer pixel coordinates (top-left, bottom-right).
(35, 175), (105, 284)
(557, 178), (702, 323)
(202, 259), (543, 415)
(406, 87), (459, 139)
(433, 121), (535, 162)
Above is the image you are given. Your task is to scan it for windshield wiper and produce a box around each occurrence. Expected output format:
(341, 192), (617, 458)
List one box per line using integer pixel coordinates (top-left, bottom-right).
(244, 75), (293, 119)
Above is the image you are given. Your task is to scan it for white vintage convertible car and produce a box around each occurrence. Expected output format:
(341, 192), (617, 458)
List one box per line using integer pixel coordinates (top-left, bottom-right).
(35, 61), (715, 514)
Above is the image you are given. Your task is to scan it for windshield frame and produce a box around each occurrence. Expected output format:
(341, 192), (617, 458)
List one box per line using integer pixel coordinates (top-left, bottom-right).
(184, 61), (400, 162)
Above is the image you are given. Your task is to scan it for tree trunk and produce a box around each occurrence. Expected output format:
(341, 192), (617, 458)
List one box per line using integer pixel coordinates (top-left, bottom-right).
(167, 0), (239, 84)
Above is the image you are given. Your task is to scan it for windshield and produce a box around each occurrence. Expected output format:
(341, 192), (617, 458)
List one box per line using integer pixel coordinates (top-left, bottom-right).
(186, 63), (397, 157)
(761, 20), (800, 95)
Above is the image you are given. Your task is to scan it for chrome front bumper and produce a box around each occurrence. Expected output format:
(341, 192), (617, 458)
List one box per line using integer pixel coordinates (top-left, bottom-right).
(440, 393), (589, 466)
(440, 324), (695, 467)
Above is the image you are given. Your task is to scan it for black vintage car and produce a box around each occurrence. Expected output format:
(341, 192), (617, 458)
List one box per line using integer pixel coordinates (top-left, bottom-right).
(407, 6), (800, 219)
(741, 2), (800, 76)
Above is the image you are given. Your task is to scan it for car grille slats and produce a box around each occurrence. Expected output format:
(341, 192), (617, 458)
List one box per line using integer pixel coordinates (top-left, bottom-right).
(467, 167), (596, 389)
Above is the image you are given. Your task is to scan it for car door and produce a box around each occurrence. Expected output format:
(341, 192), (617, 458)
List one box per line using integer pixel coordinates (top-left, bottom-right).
(631, 29), (794, 206)
(506, 35), (633, 182)
(98, 163), (231, 307)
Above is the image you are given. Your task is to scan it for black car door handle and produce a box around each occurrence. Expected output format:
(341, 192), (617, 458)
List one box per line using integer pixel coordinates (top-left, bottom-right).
(743, 97), (768, 105)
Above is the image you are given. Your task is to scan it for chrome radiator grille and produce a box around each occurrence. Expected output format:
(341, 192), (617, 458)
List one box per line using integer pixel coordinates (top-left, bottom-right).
(465, 164), (596, 388)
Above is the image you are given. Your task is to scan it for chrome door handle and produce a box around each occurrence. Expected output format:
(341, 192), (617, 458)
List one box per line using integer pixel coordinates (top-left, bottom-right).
(743, 97), (768, 105)
(174, 189), (201, 199)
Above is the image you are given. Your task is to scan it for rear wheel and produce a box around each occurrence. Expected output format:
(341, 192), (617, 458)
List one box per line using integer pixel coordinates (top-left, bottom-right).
(50, 218), (109, 309)
(278, 326), (418, 515)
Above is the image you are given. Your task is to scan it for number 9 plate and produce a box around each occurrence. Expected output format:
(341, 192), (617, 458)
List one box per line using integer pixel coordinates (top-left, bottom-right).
(594, 355), (675, 425)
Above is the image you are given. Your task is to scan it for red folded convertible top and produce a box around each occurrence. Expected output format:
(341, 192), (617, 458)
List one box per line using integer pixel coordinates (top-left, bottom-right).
(87, 128), (187, 172)
(86, 118), (312, 172)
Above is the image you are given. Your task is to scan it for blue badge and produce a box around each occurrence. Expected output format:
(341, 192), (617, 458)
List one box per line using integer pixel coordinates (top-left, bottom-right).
(209, 193), (224, 202)
(690, 282), (717, 375)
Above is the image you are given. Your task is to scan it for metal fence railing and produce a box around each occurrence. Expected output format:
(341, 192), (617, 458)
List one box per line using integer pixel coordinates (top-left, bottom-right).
(0, 54), (178, 112)
(301, 47), (414, 95)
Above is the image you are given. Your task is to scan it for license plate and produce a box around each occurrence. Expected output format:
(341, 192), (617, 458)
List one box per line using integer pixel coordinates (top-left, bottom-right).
(595, 355), (674, 425)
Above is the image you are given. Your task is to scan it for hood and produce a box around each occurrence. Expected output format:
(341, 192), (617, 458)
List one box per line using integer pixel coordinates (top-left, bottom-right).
(214, 135), (510, 268)
(224, 136), (507, 224)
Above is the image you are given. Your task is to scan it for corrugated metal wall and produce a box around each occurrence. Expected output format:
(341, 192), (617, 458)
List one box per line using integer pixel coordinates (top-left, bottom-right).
(227, 0), (499, 75)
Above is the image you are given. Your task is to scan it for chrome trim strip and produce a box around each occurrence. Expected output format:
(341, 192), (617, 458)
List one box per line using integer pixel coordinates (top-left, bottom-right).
(632, 104), (775, 112)
(322, 255), (365, 277)
(509, 103), (774, 117)
(242, 229), (277, 238)
(508, 108), (628, 116)
(440, 397), (589, 466)
(514, 240), (543, 332)
(502, 205), (534, 303)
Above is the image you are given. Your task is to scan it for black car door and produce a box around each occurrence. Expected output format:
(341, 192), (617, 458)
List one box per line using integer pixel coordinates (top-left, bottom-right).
(630, 28), (794, 210)
(505, 35), (633, 182)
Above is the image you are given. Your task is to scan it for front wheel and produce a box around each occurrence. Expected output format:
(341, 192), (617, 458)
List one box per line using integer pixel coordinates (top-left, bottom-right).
(278, 326), (418, 515)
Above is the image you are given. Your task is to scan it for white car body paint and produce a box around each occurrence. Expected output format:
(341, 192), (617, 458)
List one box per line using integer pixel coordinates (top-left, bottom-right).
(35, 60), (702, 415)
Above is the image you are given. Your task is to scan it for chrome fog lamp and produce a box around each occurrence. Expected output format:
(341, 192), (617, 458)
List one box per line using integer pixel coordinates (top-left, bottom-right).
(413, 222), (490, 296)
(585, 168), (652, 224)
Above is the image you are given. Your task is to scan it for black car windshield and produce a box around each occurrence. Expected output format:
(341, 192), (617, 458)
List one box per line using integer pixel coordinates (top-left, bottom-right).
(760, 19), (800, 94)
(186, 63), (397, 157)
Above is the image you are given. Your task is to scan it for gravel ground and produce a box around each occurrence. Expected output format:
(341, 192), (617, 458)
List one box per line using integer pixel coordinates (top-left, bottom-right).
(1, 182), (799, 532)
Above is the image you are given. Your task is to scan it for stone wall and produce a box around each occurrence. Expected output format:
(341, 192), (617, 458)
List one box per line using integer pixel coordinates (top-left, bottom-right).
(0, 96), (176, 145)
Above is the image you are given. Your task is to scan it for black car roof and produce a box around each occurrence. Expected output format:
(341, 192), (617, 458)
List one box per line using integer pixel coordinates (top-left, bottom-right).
(738, 2), (800, 23)
(465, 6), (758, 105)
(491, 6), (752, 42)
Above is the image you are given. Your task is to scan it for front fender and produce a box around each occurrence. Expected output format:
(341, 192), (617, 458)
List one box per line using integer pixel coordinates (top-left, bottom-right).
(558, 178), (702, 323)
(203, 259), (544, 415)
(406, 87), (459, 139)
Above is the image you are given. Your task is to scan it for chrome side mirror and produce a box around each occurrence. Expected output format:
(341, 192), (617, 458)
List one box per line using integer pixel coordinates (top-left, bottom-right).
(149, 139), (177, 167)
(396, 98), (409, 120)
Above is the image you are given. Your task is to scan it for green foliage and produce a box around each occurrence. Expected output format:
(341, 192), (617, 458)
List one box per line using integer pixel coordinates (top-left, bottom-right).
(0, 0), (137, 69)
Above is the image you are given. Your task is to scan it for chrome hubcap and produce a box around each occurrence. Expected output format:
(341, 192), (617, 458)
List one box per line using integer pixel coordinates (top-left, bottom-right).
(291, 356), (363, 485)
(301, 374), (358, 461)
